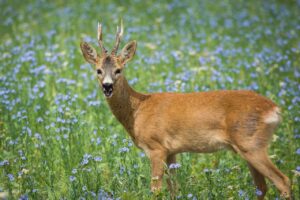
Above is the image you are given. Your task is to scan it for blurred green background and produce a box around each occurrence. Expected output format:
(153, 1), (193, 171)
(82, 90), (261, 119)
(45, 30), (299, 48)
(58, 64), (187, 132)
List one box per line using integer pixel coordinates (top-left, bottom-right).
(0, 0), (299, 199)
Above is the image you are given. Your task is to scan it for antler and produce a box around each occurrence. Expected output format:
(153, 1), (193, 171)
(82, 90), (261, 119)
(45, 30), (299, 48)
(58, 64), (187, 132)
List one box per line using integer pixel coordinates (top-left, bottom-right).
(97, 22), (107, 55)
(111, 20), (124, 56)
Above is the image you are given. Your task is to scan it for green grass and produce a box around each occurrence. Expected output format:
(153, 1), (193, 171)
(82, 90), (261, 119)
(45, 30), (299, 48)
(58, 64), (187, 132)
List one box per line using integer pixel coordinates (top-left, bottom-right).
(0, 0), (300, 199)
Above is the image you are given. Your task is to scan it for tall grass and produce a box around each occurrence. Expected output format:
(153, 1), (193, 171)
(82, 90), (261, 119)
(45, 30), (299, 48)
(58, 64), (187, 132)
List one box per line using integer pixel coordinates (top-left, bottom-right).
(0, 0), (299, 199)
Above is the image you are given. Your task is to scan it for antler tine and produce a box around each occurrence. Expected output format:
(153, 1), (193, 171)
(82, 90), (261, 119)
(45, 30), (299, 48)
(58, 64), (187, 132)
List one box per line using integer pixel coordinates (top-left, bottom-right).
(97, 22), (102, 41)
(111, 20), (124, 56)
(97, 22), (107, 55)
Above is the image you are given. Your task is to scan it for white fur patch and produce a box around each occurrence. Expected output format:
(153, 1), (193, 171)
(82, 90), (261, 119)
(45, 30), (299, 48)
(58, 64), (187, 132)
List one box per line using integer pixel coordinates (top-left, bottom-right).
(264, 107), (281, 124)
(103, 75), (113, 85)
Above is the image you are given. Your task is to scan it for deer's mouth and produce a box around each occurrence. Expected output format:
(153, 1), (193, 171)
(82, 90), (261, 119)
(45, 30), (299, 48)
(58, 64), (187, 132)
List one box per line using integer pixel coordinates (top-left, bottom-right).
(103, 90), (113, 98)
(103, 87), (113, 98)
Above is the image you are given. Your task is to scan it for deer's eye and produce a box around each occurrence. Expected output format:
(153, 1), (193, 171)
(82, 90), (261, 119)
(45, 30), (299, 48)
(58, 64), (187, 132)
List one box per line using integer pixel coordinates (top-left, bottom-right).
(115, 69), (122, 75)
(96, 69), (102, 75)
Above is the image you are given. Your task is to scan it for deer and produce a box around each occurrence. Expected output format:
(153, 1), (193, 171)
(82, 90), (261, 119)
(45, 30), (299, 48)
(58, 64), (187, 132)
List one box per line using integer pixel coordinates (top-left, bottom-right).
(79, 22), (291, 199)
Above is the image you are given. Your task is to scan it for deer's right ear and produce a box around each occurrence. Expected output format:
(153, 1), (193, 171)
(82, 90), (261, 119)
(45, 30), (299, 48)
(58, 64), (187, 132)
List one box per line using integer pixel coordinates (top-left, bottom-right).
(120, 40), (137, 65)
(80, 42), (99, 65)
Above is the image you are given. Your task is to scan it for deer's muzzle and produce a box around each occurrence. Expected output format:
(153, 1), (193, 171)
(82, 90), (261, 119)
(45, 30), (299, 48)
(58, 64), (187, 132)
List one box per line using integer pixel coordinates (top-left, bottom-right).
(102, 83), (113, 98)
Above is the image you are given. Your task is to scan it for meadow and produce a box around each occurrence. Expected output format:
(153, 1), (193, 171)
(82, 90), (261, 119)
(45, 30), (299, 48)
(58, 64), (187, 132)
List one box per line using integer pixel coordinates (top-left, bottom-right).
(0, 0), (300, 199)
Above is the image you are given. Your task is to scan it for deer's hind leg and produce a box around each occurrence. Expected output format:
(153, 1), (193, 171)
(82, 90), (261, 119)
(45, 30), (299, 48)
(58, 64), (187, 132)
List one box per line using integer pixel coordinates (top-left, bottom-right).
(247, 162), (267, 200)
(242, 149), (291, 199)
(232, 139), (291, 200)
(229, 108), (291, 199)
(166, 154), (177, 199)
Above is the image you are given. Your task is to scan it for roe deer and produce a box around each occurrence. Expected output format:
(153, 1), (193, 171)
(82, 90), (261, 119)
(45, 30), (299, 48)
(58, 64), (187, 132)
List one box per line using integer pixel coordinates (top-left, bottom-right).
(80, 22), (291, 199)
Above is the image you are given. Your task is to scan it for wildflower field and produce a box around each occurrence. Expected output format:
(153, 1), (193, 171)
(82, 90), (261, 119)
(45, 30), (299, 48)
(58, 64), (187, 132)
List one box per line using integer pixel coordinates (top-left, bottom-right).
(1, 0), (300, 199)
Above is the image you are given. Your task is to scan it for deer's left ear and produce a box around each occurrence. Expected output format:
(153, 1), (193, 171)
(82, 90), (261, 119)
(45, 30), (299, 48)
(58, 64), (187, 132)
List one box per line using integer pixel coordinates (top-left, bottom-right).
(80, 41), (99, 65)
(120, 40), (137, 64)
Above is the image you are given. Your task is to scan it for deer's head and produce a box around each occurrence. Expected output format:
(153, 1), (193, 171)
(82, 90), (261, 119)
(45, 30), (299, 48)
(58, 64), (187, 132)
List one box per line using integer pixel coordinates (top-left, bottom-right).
(80, 22), (137, 98)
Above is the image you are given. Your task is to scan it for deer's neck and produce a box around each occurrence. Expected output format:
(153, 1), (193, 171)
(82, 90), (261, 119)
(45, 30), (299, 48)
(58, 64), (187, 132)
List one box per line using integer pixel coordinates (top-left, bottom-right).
(106, 76), (148, 139)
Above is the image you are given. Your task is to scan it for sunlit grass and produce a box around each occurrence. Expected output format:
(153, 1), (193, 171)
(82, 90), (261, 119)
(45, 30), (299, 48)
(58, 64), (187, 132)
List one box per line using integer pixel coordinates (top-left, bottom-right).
(0, 0), (300, 199)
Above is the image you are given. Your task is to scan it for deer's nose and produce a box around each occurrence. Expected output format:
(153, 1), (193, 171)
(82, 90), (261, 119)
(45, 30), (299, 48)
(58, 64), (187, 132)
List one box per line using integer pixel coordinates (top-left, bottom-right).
(102, 83), (113, 91)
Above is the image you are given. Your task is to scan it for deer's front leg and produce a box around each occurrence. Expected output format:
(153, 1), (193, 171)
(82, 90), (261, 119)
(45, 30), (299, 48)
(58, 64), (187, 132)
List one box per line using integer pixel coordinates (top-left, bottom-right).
(149, 150), (167, 192)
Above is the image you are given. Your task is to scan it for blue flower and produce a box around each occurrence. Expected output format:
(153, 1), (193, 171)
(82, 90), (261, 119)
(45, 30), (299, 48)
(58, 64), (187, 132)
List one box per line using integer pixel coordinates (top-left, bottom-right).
(90, 192), (96, 197)
(296, 148), (300, 155)
(81, 158), (89, 166)
(128, 142), (133, 147)
(19, 194), (29, 200)
(72, 168), (77, 174)
(119, 166), (125, 174)
(94, 156), (102, 162)
(119, 147), (129, 153)
(169, 163), (181, 169)
(96, 137), (101, 145)
(98, 189), (110, 199)
(20, 50), (36, 63)
(0, 160), (9, 166)
(69, 176), (76, 182)
(83, 154), (92, 159)
(255, 189), (263, 196)
(34, 133), (42, 140)
(7, 174), (14, 182)
(238, 190), (244, 196)
(139, 152), (145, 158)
(296, 166), (300, 172)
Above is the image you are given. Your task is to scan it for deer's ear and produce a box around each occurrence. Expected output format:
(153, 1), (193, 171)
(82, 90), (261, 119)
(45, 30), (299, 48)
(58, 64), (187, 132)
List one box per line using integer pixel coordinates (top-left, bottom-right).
(80, 42), (98, 65)
(120, 40), (137, 64)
